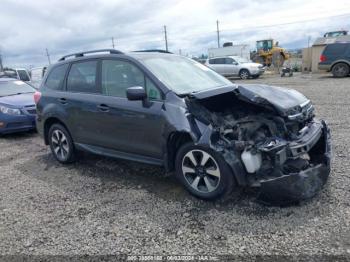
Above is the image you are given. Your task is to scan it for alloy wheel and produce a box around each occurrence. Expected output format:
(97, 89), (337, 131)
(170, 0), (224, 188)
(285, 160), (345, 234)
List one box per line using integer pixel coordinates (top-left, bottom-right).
(51, 129), (69, 161)
(181, 149), (221, 193)
(334, 64), (347, 77)
(240, 71), (249, 79)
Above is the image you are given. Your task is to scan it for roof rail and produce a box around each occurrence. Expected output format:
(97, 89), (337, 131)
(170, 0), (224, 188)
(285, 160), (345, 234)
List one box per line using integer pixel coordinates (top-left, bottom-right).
(133, 49), (173, 54)
(58, 49), (123, 61)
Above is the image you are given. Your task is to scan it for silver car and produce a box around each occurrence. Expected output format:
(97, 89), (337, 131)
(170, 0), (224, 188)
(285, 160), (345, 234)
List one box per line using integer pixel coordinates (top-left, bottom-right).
(205, 56), (265, 79)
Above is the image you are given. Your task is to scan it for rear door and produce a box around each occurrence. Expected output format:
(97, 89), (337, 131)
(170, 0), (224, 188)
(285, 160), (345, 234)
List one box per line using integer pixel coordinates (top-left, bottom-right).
(93, 59), (164, 159)
(64, 59), (103, 145)
(325, 43), (349, 65)
(208, 58), (226, 75)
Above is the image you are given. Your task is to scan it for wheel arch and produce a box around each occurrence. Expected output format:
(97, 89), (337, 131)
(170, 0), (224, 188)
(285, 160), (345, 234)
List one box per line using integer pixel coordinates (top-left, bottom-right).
(239, 68), (250, 74)
(43, 117), (71, 145)
(330, 61), (350, 71)
(165, 131), (194, 172)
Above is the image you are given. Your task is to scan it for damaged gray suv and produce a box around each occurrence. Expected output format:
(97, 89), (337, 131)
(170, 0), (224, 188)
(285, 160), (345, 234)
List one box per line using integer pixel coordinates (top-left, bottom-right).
(35, 49), (331, 204)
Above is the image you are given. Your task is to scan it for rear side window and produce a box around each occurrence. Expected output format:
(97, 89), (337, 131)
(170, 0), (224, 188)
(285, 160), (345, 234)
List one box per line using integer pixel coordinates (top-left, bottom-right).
(324, 44), (348, 56)
(45, 64), (69, 90)
(67, 61), (98, 93)
(209, 58), (225, 64)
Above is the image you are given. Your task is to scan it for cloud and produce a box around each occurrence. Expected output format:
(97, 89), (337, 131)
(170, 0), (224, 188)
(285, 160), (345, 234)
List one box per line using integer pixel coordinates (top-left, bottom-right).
(0, 0), (350, 67)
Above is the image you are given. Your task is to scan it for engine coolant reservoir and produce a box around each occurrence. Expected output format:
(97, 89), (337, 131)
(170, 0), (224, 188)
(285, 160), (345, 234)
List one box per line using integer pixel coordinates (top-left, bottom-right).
(241, 149), (262, 173)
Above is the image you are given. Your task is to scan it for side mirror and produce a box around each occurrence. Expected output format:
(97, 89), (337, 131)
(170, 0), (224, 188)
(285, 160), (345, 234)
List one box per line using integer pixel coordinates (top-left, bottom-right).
(126, 86), (147, 101)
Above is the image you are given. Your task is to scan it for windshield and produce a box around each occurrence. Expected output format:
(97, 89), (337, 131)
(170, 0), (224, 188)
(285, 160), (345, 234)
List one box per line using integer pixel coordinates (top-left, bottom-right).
(234, 57), (251, 63)
(0, 80), (35, 97)
(138, 55), (232, 94)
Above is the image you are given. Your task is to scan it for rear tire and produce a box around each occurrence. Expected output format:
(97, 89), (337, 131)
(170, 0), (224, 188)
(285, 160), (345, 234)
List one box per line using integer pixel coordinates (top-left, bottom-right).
(239, 69), (250, 80)
(48, 124), (75, 164)
(332, 63), (349, 78)
(175, 142), (235, 200)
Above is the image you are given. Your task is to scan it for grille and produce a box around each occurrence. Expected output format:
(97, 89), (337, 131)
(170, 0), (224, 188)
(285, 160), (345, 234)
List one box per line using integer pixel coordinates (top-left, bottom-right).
(23, 105), (37, 115)
(26, 109), (36, 115)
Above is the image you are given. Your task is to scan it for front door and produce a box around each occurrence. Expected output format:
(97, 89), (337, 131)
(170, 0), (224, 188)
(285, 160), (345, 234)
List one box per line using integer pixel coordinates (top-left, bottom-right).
(95, 59), (165, 159)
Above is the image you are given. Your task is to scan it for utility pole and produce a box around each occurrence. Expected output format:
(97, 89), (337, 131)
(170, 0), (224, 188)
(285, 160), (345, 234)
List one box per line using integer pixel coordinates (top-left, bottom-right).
(0, 48), (3, 72)
(164, 25), (168, 51)
(307, 35), (312, 72)
(45, 48), (51, 65)
(112, 37), (115, 49)
(216, 20), (220, 48)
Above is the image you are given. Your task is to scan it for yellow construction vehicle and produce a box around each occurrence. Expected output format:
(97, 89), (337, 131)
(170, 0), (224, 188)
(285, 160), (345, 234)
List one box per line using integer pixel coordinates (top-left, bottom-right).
(251, 39), (289, 67)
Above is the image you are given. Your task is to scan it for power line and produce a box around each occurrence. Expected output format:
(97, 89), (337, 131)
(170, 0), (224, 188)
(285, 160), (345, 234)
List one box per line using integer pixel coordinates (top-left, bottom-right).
(219, 12), (350, 33)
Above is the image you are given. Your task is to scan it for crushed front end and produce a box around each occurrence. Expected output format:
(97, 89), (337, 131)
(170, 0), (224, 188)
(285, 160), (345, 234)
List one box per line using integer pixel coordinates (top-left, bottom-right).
(186, 85), (332, 205)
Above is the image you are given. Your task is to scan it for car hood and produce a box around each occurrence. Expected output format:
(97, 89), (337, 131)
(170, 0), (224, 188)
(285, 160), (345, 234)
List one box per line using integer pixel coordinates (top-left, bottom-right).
(190, 84), (309, 116)
(0, 93), (35, 107)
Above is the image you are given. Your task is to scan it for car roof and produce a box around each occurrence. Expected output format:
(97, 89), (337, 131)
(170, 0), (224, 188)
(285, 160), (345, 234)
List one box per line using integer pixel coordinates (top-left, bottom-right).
(50, 51), (179, 68)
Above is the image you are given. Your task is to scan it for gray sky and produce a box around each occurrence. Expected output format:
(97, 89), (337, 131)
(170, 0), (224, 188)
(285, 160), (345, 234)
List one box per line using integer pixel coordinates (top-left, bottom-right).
(1, 0), (350, 67)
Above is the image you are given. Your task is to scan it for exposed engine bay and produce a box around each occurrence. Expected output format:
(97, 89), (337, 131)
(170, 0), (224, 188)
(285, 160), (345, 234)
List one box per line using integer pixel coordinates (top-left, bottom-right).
(185, 85), (331, 204)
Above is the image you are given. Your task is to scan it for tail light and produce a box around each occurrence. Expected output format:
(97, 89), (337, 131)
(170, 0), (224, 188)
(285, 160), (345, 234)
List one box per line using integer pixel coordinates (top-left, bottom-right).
(320, 55), (327, 62)
(34, 91), (42, 104)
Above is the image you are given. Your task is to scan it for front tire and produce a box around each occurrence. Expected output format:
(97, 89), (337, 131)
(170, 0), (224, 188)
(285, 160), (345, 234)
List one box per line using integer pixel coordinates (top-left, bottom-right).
(175, 143), (235, 200)
(48, 124), (75, 163)
(332, 63), (349, 78)
(239, 69), (250, 80)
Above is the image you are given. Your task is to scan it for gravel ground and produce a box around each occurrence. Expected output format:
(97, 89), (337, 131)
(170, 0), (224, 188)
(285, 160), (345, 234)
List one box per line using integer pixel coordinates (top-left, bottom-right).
(0, 72), (349, 259)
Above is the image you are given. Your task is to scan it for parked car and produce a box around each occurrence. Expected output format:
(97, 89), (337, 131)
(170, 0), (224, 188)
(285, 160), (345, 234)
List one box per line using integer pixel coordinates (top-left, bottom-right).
(0, 68), (31, 82)
(0, 70), (17, 79)
(35, 49), (331, 204)
(205, 56), (265, 79)
(318, 42), (350, 77)
(0, 78), (37, 134)
(30, 66), (47, 89)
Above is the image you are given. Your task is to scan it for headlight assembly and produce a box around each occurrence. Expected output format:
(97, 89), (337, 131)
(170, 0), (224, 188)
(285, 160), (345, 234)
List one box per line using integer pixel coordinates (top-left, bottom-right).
(0, 105), (21, 115)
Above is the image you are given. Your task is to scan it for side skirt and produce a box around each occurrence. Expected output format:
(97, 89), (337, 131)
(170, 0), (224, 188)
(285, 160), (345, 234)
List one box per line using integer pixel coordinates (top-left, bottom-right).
(74, 143), (164, 166)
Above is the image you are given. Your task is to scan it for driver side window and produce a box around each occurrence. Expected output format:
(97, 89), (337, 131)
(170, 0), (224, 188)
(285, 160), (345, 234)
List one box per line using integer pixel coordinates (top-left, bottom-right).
(225, 58), (234, 64)
(101, 60), (161, 100)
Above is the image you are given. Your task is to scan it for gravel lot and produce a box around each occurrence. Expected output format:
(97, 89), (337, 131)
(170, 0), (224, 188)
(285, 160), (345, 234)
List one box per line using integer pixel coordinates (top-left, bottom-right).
(0, 73), (349, 259)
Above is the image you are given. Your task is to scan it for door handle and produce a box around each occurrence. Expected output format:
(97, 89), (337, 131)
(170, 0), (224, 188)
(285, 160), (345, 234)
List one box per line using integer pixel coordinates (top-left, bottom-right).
(58, 98), (67, 105)
(97, 104), (109, 112)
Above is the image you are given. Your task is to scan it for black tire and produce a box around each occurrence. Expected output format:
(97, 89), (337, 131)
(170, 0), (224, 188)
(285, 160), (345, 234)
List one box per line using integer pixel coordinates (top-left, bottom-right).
(48, 123), (75, 163)
(332, 63), (349, 78)
(239, 69), (250, 80)
(175, 142), (236, 200)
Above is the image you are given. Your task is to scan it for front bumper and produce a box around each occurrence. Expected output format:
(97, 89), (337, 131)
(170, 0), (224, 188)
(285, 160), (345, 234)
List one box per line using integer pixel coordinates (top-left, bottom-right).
(257, 120), (331, 205)
(0, 114), (36, 134)
(251, 68), (265, 76)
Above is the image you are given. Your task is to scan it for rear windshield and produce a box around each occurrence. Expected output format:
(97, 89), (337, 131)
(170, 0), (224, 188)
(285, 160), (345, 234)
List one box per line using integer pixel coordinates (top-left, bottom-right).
(324, 44), (349, 55)
(0, 80), (35, 97)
